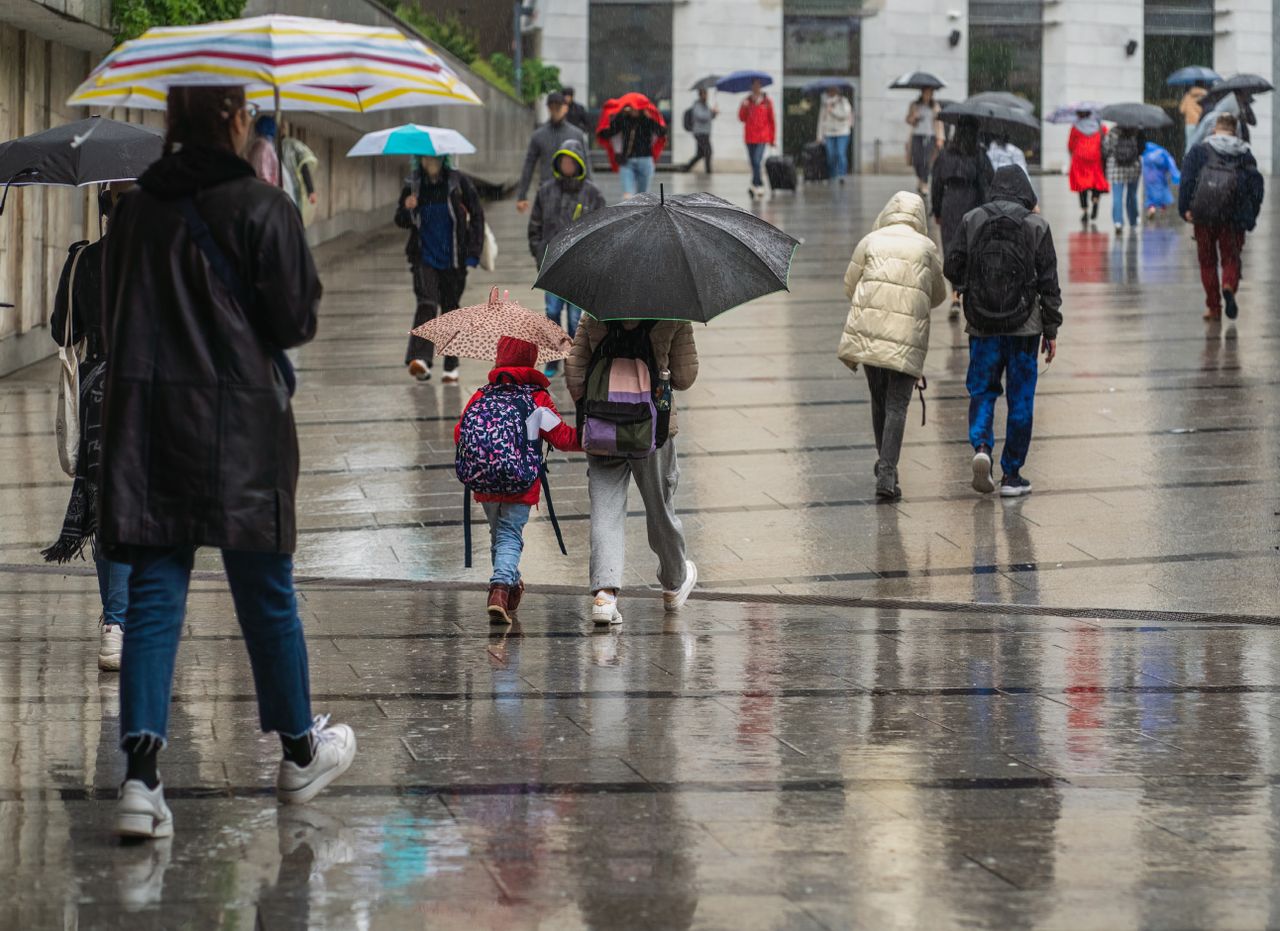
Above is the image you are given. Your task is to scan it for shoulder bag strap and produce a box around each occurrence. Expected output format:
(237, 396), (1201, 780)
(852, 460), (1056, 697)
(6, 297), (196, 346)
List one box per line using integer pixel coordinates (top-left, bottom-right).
(64, 245), (86, 351)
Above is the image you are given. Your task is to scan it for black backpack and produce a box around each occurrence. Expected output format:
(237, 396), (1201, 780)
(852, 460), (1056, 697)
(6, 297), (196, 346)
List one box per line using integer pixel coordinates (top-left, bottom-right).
(963, 207), (1037, 333)
(1112, 133), (1141, 167)
(1189, 149), (1239, 225)
(682, 107), (694, 133)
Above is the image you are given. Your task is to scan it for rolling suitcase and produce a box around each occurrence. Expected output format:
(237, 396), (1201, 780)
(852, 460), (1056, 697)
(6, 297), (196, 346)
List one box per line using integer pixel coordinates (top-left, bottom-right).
(802, 142), (828, 183)
(765, 155), (797, 192)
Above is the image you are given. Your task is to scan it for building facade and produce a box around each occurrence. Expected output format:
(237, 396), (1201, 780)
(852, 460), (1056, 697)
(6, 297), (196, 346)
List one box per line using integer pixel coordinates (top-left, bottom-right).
(525, 0), (1275, 175)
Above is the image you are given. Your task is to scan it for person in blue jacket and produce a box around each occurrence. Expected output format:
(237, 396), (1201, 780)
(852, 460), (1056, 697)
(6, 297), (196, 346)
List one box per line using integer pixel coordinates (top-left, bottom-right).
(1142, 141), (1180, 219)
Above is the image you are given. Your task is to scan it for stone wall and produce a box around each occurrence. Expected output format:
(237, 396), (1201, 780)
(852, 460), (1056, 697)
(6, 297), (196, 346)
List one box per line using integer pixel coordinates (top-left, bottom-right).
(1215, 0), (1273, 176)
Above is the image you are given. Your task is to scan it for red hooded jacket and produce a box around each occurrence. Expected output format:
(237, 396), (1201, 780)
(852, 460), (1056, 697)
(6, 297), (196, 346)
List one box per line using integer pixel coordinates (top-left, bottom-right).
(595, 93), (668, 172)
(739, 94), (776, 145)
(453, 337), (580, 506)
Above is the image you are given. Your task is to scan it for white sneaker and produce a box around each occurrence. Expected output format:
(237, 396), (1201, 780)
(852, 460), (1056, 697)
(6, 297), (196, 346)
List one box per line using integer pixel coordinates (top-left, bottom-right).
(663, 560), (698, 612)
(408, 359), (431, 381)
(441, 368), (460, 384)
(99, 620), (123, 672)
(591, 592), (622, 626)
(115, 779), (174, 839)
(971, 448), (995, 494)
(277, 715), (357, 805)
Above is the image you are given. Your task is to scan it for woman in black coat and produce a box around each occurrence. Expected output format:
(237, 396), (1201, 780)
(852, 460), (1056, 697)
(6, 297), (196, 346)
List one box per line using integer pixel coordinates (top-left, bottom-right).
(100, 85), (355, 841)
(930, 118), (994, 317)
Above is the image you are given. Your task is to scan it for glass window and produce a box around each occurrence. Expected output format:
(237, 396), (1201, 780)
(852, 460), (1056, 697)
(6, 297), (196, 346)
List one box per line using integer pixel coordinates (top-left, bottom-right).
(587, 3), (674, 111)
(784, 16), (860, 77)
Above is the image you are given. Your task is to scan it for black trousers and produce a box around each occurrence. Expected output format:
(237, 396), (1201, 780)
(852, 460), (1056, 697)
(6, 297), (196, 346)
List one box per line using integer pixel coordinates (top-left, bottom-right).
(685, 134), (713, 173)
(405, 265), (468, 368)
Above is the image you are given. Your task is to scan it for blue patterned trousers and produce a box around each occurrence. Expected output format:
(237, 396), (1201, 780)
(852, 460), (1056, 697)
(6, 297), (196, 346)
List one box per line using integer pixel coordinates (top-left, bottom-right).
(967, 335), (1040, 477)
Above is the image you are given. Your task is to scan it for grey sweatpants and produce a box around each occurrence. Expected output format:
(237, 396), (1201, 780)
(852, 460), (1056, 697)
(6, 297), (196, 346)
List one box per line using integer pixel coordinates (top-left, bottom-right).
(587, 440), (688, 593)
(864, 365), (917, 469)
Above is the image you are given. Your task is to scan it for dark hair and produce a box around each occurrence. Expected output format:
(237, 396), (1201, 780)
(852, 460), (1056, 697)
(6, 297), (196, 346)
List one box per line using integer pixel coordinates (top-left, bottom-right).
(948, 118), (980, 157)
(1215, 111), (1238, 133)
(546, 91), (566, 107)
(164, 85), (246, 154)
(562, 86), (575, 97)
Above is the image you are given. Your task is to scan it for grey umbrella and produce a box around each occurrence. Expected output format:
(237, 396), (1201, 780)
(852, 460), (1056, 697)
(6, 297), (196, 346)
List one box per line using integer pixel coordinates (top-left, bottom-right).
(1100, 102), (1173, 130)
(965, 91), (1035, 114)
(890, 71), (946, 90)
(941, 100), (1039, 144)
(533, 189), (799, 323)
(690, 75), (722, 92)
(1200, 73), (1274, 109)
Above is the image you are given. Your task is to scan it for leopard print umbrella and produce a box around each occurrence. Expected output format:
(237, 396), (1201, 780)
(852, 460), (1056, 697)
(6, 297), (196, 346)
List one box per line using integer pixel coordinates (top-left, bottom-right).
(410, 287), (574, 364)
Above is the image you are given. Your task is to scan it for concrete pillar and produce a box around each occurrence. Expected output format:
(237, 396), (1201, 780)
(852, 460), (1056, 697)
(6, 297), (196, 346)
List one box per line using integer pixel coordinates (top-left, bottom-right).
(1215, 0), (1273, 175)
(537, 0), (589, 106)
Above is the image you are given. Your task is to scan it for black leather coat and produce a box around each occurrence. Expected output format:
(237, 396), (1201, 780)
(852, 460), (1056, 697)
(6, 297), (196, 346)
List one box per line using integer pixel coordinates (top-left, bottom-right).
(100, 146), (321, 557)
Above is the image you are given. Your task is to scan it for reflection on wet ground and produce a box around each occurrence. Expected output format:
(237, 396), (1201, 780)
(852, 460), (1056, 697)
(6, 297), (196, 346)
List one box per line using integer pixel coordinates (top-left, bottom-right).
(1, 173), (1278, 928)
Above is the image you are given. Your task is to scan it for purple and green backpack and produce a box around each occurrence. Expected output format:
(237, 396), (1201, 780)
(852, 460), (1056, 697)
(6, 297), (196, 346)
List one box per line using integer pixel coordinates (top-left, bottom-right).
(578, 322), (671, 459)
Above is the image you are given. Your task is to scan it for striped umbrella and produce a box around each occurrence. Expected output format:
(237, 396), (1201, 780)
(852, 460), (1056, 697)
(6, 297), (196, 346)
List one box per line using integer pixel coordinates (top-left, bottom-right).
(66, 15), (481, 113)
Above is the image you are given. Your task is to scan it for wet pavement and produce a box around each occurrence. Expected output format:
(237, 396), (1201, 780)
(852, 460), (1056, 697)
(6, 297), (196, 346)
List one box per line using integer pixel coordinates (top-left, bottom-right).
(1, 172), (1279, 929)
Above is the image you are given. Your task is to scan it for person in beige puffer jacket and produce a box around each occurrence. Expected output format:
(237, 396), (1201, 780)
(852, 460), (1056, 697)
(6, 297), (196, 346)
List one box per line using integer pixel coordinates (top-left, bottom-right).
(837, 191), (947, 500)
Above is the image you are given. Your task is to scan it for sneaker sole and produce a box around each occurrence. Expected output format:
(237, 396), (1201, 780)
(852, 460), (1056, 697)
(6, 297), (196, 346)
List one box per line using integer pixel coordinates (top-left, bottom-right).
(278, 740), (357, 806)
(98, 653), (122, 672)
(115, 812), (173, 839)
(971, 454), (995, 494)
(999, 485), (1033, 498)
(488, 605), (512, 625)
(592, 609), (622, 626)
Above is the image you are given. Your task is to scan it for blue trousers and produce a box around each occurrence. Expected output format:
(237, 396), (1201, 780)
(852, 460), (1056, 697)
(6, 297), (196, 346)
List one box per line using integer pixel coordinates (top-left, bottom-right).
(1112, 181), (1139, 227)
(96, 543), (130, 628)
(824, 134), (850, 178)
(482, 502), (531, 586)
(620, 156), (655, 195)
(746, 143), (766, 187)
(120, 546), (313, 746)
(544, 293), (582, 338)
(967, 335), (1040, 476)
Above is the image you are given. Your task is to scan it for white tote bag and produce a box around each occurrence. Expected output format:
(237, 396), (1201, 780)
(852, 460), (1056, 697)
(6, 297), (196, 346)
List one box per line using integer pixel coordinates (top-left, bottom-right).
(54, 246), (86, 478)
(480, 222), (499, 271)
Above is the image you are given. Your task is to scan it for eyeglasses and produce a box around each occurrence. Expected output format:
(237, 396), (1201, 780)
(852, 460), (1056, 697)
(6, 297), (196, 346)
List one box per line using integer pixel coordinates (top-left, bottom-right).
(245, 102), (262, 120)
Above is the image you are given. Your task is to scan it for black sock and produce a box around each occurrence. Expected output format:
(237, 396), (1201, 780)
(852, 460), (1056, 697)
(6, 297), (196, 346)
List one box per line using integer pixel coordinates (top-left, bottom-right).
(281, 732), (315, 767)
(123, 737), (160, 789)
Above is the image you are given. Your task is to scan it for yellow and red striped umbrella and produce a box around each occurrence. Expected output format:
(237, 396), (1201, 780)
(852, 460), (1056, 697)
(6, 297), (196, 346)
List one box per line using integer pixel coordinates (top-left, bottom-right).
(67, 15), (481, 112)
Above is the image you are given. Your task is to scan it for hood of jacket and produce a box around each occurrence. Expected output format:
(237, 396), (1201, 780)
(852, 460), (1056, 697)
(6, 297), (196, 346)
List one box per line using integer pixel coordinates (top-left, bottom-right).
(1207, 133), (1251, 158)
(988, 165), (1037, 209)
(138, 145), (256, 200)
(487, 366), (551, 389)
(873, 191), (928, 235)
(552, 138), (588, 181)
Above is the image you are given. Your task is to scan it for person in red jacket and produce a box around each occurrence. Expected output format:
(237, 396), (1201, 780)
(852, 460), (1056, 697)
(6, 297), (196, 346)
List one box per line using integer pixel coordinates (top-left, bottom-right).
(454, 336), (580, 622)
(1068, 110), (1109, 227)
(739, 79), (776, 199)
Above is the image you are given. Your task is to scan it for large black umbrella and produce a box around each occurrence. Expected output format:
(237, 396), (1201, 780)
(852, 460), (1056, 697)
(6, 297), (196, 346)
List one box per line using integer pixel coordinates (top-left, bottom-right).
(533, 190), (799, 323)
(690, 75), (721, 92)
(1100, 102), (1173, 130)
(890, 71), (946, 90)
(1200, 73), (1274, 109)
(941, 100), (1039, 144)
(965, 91), (1034, 114)
(0, 116), (162, 187)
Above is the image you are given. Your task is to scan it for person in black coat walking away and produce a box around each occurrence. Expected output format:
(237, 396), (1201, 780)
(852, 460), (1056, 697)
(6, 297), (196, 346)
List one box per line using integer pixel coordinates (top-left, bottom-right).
(562, 87), (592, 137)
(100, 85), (355, 841)
(931, 117), (994, 318)
(1178, 111), (1265, 322)
(395, 154), (486, 383)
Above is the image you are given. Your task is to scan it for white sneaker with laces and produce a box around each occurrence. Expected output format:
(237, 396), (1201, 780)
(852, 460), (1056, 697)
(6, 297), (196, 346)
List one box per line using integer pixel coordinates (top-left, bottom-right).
(115, 779), (174, 839)
(971, 448), (995, 494)
(441, 368), (461, 384)
(663, 560), (698, 612)
(277, 714), (357, 805)
(408, 359), (431, 381)
(99, 620), (123, 672)
(591, 593), (623, 626)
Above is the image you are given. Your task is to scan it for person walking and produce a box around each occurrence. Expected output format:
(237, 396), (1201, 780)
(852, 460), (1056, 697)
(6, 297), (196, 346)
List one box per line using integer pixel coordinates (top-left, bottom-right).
(1179, 85), (1208, 153)
(454, 336), (581, 624)
(246, 114), (279, 186)
(682, 89), (717, 174)
(930, 117), (993, 318)
(1068, 110), (1108, 226)
(986, 135), (1028, 177)
(566, 320), (699, 626)
(528, 139), (605, 375)
(1103, 126), (1143, 233)
(1142, 140), (1181, 219)
(42, 187), (132, 672)
(516, 91), (589, 213)
(599, 100), (667, 199)
(945, 166), (1063, 498)
(739, 79), (776, 200)
(817, 87), (854, 183)
(99, 85), (355, 840)
(562, 87), (592, 137)
(280, 133), (318, 225)
(837, 191), (948, 500)
(396, 154), (486, 383)
(1178, 112), (1265, 322)
(906, 88), (942, 196)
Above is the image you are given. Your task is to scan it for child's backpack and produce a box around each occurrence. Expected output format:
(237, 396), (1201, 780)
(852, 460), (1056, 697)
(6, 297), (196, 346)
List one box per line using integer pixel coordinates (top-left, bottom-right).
(962, 206), (1037, 333)
(578, 322), (670, 458)
(1189, 149), (1240, 225)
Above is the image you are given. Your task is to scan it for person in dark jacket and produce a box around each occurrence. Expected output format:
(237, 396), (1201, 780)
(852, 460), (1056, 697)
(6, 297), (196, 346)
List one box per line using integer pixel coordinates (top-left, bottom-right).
(600, 101), (667, 198)
(562, 86), (592, 137)
(931, 118), (994, 318)
(1178, 112), (1265, 322)
(946, 166), (1062, 498)
(528, 139), (605, 374)
(516, 91), (589, 213)
(100, 84), (355, 842)
(395, 154), (485, 383)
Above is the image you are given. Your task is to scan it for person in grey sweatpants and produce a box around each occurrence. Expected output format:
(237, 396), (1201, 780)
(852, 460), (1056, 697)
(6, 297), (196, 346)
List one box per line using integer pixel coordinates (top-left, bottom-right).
(566, 318), (700, 626)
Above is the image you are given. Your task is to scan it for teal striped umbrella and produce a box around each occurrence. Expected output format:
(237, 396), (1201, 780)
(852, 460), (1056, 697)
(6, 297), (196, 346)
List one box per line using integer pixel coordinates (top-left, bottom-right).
(346, 124), (475, 158)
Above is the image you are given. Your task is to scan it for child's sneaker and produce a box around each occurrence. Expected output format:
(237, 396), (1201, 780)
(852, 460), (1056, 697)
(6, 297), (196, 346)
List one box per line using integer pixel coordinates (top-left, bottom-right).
(663, 560), (698, 612)
(971, 445), (995, 494)
(408, 360), (431, 381)
(487, 584), (513, 625)
(1000, 475), (1033, 497)
(441, 367), (460, 384)
(115, 779), (174, 840)
(591, 592), (622, 626)
(276, 715), (356, 805)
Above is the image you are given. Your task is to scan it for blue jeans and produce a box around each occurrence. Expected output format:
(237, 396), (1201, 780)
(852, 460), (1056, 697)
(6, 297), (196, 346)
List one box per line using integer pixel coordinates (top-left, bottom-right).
(1112, 181), (1139, 227)
(544, 293), (582, 338)
(96, 544), (130, 628)
(120, 546), (312, 746)
(620, 156), (655, 196)
(482, 502), (531, 586)
(824, 134), (850, 178)
(746, 143), (766, 187)
(967, 335), (1040, 477)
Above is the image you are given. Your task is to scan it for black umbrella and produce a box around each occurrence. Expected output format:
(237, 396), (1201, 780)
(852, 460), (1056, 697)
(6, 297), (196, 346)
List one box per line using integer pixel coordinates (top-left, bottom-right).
(940, 100), (1039, 144)
(802, 77), (854, 95)
(890, 70), (946, 90)
(1200, 73), (1274, 109)
(1099, 102), (1173, 130)
(0, 116), (162, 187)
(965, 91), (1034, 114)
(533, 189), (799, 323)
(690, 75), (722, 92)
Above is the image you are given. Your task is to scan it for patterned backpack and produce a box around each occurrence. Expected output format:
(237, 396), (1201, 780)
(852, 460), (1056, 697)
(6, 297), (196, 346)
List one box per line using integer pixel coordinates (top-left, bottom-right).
(578, 322), (670, 459)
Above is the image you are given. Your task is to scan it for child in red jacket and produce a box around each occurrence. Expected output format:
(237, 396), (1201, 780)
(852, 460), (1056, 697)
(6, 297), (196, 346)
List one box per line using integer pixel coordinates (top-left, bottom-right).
(454, 336), (579, 622)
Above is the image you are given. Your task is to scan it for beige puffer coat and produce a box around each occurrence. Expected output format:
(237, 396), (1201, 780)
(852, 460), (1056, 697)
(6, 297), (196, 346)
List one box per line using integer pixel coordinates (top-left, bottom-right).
(837, 191), (947, 379)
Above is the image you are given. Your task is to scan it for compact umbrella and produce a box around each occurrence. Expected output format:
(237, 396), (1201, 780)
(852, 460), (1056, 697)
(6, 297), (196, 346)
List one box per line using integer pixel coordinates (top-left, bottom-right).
(1047, 102), (1104, 124)
(941, 100), (1038, 144)
(347, 124), (475, 158)
(1200, 73), (1274, 109)
(534, 189), (799, 324)
(410, 287), (573, 365)
(1100, 102), (1173, 130)
(1167, 66), (1220, 86)
(801, 77), (854, 95)
(716, 70), (773, 94)
(690, 75), (721, 92)
(890, 71), (945, 90)
(965, 91), (1034, 113)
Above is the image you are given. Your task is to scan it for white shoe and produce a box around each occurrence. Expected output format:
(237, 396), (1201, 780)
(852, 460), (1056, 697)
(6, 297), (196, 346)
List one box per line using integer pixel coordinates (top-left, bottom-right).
(663, 560), (698, 612)
(591, 592), (622, 626)
(277, 715), (357, 805)
(441, 368), (460, 384)
(117, 837), (172, 911)
(971, 448), (995, 494)
(408, 359), (431, 381)
(99, 620), (123, 672)
(115, 779), (174, 839)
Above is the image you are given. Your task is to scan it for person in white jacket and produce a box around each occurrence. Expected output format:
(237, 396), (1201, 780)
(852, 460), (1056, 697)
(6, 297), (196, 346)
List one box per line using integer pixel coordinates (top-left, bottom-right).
(817, 87), (854, 182)
(837, 191), (948, 500)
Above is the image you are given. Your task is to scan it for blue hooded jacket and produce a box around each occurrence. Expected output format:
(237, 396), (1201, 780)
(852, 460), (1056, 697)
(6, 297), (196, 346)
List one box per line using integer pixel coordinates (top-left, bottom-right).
(1141, 142), (1180, 208)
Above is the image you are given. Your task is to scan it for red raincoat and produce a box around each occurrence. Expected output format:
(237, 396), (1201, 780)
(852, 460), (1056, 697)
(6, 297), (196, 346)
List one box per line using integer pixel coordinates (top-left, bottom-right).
(1068, 125), (1110, 193)
(595, 93), (668, 172)
(739, 94), (776, 146)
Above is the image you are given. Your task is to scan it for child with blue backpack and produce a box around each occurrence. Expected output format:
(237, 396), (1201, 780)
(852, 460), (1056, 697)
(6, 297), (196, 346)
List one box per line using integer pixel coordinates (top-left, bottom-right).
(454, 336), (579, 623)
